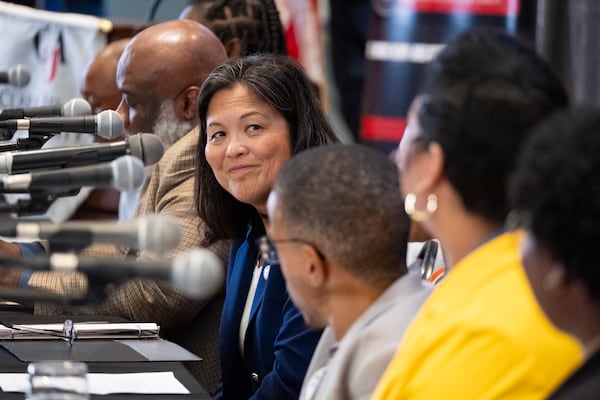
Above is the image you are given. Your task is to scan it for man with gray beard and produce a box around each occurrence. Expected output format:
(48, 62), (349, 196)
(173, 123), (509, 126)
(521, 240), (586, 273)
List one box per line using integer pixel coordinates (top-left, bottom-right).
(152, 99), (194, 147)
(26, 19), (231, 392)
(118, 98), (194, 221)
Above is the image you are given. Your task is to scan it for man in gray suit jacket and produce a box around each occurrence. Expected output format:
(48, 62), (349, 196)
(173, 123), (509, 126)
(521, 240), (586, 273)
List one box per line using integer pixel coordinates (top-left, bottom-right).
(265, 144), (433, 400)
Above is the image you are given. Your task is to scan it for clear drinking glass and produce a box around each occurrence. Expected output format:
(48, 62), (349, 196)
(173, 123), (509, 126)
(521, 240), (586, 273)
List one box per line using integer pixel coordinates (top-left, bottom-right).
(25, 361), (89, 400)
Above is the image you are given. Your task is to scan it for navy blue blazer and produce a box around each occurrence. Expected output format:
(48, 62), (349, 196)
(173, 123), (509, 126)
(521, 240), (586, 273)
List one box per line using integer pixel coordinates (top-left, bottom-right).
(214, 226), (323, 400)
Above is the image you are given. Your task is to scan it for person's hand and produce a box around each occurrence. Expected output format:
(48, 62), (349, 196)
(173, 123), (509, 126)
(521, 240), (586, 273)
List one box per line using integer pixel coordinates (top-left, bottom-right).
(0, 239), (21, 256)
(0, 240), (25, 287)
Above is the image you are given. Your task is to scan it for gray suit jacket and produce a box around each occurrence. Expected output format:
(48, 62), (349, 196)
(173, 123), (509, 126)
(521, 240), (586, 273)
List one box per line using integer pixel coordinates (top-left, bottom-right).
(299, 268), (432, 400)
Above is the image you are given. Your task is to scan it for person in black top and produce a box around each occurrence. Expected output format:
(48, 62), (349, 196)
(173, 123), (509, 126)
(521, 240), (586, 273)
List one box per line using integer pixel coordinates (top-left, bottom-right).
(511, 107), (600, 399)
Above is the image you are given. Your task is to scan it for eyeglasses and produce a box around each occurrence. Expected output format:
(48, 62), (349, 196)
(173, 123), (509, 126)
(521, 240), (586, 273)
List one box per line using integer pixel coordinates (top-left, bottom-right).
(256, 236), (325, 265)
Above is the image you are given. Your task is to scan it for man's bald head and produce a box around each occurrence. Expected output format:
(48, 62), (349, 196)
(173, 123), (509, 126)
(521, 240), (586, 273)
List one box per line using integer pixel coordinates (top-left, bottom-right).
(81, 38), (130, 114)
(116, 19), (227, 137)
(100, 37), (130, 61)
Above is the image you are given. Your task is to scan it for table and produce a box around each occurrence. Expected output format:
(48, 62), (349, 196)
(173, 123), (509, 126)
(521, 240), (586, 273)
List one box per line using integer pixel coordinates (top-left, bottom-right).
(0, 308), (212, 399)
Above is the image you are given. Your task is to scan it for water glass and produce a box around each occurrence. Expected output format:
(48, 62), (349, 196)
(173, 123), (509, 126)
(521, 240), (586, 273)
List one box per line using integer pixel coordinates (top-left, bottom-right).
(26, 361), (89, 400)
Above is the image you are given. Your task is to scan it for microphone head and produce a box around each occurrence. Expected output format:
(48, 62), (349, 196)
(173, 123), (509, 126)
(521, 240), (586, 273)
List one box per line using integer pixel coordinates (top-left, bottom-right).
(96, 110), (124, 139)
(172, 248), (224, 298)
(110, 155), (145, 191)
(137, 214), (182, 255)
(8, 64), (30, 87)
(62, 98), (92, 117)
(128, 133), (165, 166)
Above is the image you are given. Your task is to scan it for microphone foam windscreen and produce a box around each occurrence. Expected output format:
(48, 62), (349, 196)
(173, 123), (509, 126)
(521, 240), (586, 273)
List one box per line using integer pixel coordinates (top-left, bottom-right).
(63, 98), (92, 117)
(9, 64), (30, 87)
(172, 248), (224, 298)
(128, 133), (165, 166)
(96, 110), (124, 139)
(137, 214), (182, 254)
(111, 155), (145, 191)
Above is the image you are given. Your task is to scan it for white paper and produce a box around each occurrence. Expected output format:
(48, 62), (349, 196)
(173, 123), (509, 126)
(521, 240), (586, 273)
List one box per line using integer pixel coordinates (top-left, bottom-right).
(0, 371), (190, 394)
(0, 373), (27, 392)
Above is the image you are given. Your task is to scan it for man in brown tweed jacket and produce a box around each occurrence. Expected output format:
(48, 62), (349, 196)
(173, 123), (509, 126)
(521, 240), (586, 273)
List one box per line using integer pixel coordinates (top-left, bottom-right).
(24, 20), (230, 392)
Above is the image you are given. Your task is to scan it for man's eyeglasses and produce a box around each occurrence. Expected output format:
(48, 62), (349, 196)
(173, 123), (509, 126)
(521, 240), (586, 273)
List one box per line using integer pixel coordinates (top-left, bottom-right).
(256, 236), (325, 265)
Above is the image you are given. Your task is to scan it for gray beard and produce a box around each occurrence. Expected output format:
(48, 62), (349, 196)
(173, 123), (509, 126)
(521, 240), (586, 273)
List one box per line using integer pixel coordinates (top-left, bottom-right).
(151, 99), (193, 147)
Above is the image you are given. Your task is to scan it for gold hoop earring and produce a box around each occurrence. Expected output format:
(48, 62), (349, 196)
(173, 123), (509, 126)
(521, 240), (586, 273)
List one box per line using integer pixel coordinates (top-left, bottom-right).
(404, 193), (438, 222)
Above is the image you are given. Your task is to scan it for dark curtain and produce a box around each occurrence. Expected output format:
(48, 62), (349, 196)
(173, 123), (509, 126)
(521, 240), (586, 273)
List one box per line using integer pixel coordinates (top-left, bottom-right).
(536, 0), (600, 105)
(328, 0), (369, 142)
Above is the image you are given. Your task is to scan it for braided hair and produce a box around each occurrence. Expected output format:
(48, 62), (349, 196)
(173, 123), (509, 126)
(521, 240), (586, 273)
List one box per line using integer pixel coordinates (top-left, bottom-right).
(185, 0), (287, 56)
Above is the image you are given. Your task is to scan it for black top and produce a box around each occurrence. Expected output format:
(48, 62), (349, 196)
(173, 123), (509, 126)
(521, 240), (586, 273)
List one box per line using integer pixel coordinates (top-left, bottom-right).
(548, 348), (600, 399)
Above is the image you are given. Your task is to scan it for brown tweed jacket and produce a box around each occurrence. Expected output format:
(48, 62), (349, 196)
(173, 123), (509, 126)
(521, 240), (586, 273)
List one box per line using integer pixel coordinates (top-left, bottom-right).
(28, 127), (229, 393)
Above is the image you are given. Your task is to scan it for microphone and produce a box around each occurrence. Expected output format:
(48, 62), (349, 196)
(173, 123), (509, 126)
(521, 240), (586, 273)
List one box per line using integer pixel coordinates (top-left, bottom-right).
(0, 286), (85, 305)
(0, 155), (145, 193)
(0, 64), (30, 87)
(0, 214), (182, 255)
(0, 195), (58, 217)
(0, 98), (92, 120)
(1, 248), (224, 299)
(0, 109), (124, 139)
(0, 133), (164, 174)
(0, 137), (47, 153)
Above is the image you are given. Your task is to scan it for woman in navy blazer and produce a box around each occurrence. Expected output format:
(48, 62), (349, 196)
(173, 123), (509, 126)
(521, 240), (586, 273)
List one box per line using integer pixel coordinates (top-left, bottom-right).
(195, 53), (339, 399)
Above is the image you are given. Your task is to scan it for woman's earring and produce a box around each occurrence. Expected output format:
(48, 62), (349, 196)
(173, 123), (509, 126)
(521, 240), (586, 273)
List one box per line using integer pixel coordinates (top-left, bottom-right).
(542, 268), (565, 291)
(404, 193), (438, 222)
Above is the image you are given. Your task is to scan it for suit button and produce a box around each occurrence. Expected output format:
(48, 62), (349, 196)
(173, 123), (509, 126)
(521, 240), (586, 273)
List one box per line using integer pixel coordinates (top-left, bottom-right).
(251, 372), (260, 382)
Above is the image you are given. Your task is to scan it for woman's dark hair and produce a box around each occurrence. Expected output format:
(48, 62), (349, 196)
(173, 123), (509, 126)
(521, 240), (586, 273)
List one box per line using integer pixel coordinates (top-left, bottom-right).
(416, 28), (569, 224)
(511, 107), (600, 301)
(185, 0), (287, 56)
(195, 53), (339, 240)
